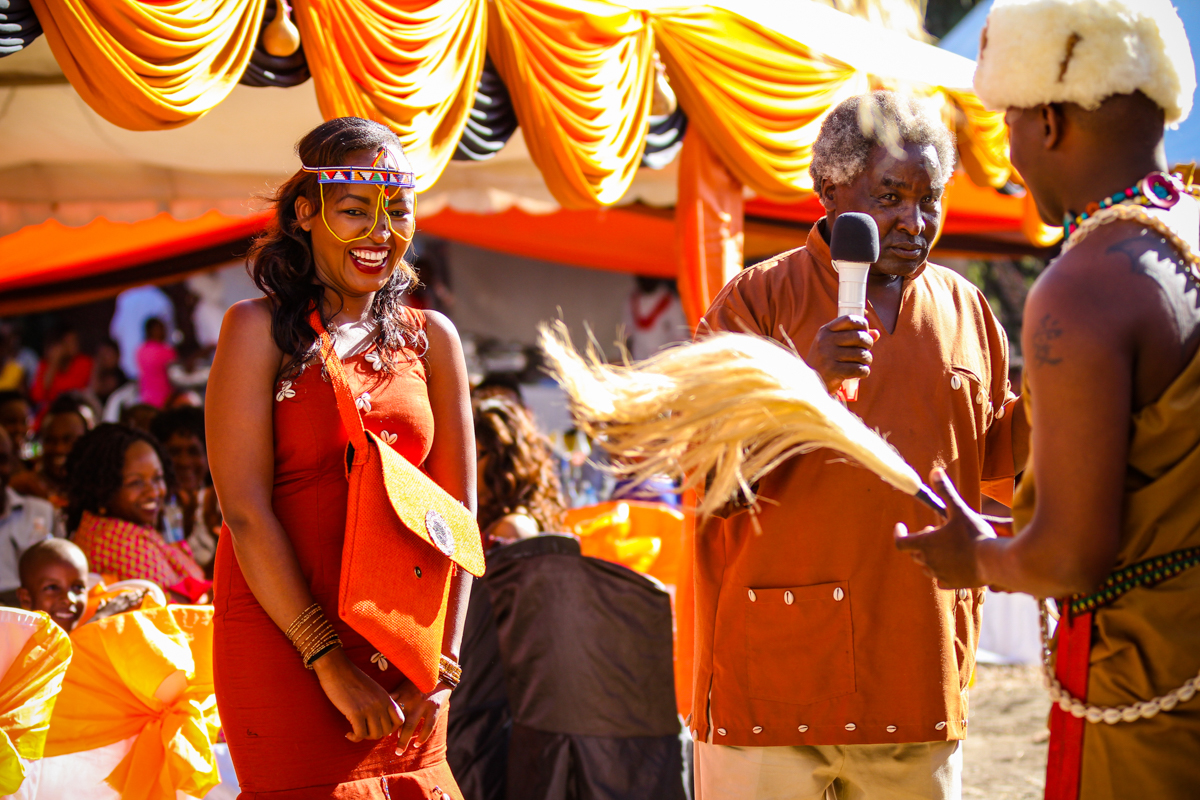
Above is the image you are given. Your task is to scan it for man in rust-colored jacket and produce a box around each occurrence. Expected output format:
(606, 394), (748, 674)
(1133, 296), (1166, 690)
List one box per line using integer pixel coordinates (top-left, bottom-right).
(692, 91), (1027, 799)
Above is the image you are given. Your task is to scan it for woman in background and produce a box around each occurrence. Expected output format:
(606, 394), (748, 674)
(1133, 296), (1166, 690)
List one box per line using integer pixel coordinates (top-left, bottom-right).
(151, 407), (221, 574)
(474, 393), (565, 545)
(66, 423), (206, 601)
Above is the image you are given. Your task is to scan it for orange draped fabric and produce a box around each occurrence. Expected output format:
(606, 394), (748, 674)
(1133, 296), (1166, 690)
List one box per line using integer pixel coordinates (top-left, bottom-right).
(675, 129), (744, 328)
(488, 0), (655, 208)
(0, 610), (72, 795)
(45, 606), (219, 800)
(294, 0), (486, 191)
(29, 0), (266, 131)
(653, 6), (861, 204)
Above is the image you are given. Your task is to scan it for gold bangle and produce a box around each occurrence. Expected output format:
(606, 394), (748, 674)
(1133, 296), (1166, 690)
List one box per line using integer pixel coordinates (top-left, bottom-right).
(285, 603), (321, 640)
(295, 620), (335, 656)
(300, 631), (339, 664)
(301, 629), (341, 663)
(284, 603), (322, 642)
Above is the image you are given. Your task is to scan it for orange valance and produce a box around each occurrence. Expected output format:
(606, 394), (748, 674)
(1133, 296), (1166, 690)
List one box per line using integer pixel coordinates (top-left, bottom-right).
(488, 0), (655, 208)
(29, 0), (265, 130)
(294, 0), (487, 191)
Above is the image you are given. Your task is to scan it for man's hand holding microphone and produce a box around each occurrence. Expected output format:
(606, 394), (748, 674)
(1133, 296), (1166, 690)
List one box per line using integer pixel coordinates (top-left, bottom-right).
(807, 213), (882, 399)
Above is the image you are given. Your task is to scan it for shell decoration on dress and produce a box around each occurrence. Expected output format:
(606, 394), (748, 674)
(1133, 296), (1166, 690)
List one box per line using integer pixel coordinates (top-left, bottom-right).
(355, 392), (372, 412)
(370, 652), (389, 671)
(364, 350), (384, 371)
(380, 430), (398, 445)
(275, 380), (296, 402)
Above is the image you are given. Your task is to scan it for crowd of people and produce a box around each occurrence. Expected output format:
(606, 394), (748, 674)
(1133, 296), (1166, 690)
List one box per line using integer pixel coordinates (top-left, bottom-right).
(0, 317), (223, 607)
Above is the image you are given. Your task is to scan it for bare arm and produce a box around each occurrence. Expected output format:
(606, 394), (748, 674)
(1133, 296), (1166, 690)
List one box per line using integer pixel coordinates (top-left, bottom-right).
(975, 276), (1128, 595)
(392, 309), (476, 750)
(894, 227), (1174, 595)
(206, 301), (313, 631)
(422, 309), (477, 662)
(207, 300), (400, 742)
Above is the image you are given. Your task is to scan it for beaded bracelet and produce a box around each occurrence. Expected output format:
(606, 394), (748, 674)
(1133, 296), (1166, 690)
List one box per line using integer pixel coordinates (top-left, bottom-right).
(438, 654), (462, 690)
(284, 603), (322, 640)
(285, 603), (343, 669)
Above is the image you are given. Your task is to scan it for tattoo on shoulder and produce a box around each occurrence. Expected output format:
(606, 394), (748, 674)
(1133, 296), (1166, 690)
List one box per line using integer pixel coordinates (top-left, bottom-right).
(1031, 314), (1064, 367)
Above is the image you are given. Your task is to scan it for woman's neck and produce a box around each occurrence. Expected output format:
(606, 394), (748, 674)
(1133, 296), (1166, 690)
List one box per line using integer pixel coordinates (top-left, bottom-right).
(323, 289), (375, 327)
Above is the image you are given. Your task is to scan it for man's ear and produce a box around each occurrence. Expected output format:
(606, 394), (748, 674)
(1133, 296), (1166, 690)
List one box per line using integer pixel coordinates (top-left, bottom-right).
(818, 177), (837, 214)
(16, 587), (32, 610)
(295, 195), (315, 232)
(1041, 103), (1066, 150)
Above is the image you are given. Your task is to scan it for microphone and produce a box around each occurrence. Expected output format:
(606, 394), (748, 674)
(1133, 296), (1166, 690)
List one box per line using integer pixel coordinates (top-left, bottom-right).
(830, 212), (880, 402)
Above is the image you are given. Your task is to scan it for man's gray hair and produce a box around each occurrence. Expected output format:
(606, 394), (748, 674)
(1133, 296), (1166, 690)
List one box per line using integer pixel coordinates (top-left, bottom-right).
(809, 91), (957, 190)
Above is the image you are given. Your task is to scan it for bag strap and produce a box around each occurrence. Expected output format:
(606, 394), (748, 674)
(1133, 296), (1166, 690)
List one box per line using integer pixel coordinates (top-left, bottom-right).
(307, 307), (369, 465)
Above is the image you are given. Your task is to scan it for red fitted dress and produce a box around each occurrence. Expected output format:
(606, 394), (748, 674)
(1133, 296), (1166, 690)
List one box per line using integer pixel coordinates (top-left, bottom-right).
(213, 308), (462, 799)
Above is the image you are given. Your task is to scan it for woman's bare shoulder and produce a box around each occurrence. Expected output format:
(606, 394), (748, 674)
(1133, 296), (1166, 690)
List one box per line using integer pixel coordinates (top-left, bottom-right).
(420, 310), (463, 359)
(223, 297), (274, 334)
(217, 298), (284, 372)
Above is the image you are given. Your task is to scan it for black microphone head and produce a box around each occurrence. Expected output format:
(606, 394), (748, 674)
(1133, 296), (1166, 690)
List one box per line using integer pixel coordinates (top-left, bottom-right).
(830, 212), (880, 263)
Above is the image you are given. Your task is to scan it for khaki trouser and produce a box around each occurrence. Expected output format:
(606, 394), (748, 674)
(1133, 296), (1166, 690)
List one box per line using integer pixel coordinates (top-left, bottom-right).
(694, 740), (962, 800)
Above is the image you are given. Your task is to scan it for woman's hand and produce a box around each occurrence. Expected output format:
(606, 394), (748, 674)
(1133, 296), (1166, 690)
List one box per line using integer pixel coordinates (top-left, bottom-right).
(894, 468), (998, 589)
(390, 677), (452, 754)
(312, 649), (402, 742)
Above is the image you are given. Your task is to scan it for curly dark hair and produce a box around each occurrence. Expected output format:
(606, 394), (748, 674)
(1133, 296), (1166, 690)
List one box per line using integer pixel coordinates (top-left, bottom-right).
(64, 423), (175, 534)
(247, 116), (420, 377)
(474, 394), (565, 534)
(150, 406), (206, 447)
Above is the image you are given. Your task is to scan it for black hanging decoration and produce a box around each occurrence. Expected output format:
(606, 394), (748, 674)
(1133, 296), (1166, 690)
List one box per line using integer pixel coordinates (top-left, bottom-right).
(0, 0), (42, 58)
(239, 0), (310, 88)
(453, 56), (518, 162)
(640, 107), (687, 170)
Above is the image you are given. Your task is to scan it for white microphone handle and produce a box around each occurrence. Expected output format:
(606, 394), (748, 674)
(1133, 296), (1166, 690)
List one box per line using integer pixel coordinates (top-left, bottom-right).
(834, 260), (871, 400)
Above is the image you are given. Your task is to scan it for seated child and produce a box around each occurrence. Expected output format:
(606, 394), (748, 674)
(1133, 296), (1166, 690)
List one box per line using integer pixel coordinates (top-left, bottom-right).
(17, 539), (150, 633)
(17, 539), (87, 633)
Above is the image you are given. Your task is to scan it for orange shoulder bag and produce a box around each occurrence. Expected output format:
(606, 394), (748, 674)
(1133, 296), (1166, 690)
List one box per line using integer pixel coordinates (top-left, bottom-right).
(309, 309), (485, 692)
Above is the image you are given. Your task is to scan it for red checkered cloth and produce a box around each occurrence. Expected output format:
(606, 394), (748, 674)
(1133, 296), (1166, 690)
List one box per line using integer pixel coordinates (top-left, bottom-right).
(73, 511), (205, 594)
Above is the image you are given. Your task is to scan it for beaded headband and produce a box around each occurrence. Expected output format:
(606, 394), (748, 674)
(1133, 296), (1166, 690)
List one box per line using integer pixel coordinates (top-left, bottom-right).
(301, 165), (415, 189)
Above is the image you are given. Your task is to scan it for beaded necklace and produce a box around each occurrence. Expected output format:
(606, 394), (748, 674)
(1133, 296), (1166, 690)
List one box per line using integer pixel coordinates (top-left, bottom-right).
(1059, 171), (1200, 289)
(1062, 171), (1184, 237)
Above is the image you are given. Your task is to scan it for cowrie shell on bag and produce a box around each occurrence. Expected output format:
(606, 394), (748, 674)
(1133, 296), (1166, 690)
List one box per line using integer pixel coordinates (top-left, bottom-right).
(427, 510), (456, 557)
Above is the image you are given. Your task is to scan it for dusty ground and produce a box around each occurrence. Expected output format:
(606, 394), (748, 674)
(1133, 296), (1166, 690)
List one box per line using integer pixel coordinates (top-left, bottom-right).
(963, 664), (1051, 800)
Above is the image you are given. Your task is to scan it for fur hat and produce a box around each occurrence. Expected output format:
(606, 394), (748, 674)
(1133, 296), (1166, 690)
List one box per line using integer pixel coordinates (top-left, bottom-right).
(973, 0), (1195, 125)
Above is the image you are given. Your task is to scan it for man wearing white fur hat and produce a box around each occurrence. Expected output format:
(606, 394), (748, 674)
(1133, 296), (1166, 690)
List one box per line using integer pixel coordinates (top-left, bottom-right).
(894, 2), (1200, 799)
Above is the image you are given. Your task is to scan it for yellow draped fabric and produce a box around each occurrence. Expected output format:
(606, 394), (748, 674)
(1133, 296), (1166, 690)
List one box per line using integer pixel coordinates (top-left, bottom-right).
(29, 0), (266, 131)
(489, 0), (654, 208)
(943, 88), (1012, 190)
(0, 610), (72, 796)
(653, 6), (863, 204)
(294, 0), (486, 192)
(45, 606), (219, 800)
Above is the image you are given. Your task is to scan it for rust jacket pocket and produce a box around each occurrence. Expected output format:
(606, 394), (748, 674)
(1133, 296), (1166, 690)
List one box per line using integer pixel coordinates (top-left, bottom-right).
(743, 580), (855, 706)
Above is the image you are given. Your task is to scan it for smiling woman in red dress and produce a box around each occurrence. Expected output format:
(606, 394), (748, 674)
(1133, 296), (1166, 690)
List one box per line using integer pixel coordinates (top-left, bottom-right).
(205, 118), (475, 799)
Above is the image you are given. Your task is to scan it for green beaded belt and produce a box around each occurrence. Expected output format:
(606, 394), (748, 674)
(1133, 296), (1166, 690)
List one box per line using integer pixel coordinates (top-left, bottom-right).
(1065, 545), (1200, 618)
